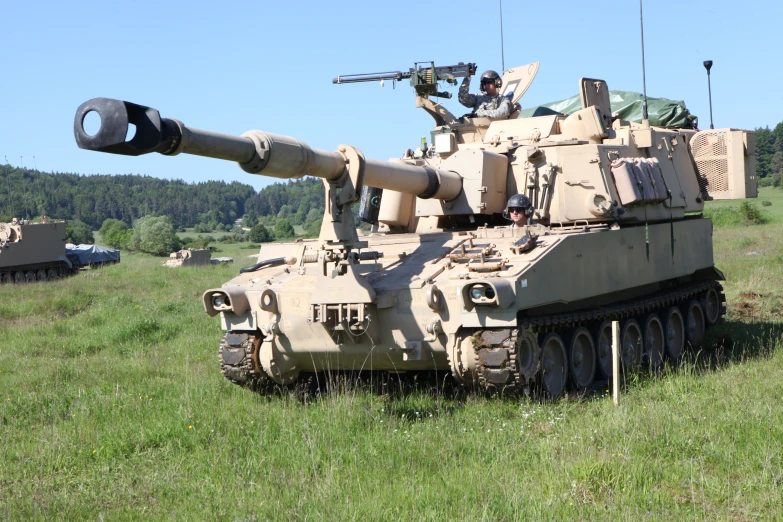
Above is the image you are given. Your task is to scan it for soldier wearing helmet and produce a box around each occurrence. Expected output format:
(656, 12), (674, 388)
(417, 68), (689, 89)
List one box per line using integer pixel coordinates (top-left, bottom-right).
(503, 194), (534, 227)
(458, 69), (512, 119)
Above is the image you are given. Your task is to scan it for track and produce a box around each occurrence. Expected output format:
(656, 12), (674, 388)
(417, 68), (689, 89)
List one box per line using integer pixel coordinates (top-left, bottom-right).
(218, 280), (726, 396)
(470, 280), (725, 396)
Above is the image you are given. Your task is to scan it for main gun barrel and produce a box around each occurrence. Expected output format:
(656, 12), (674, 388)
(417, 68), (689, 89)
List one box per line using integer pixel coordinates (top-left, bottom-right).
(74, 98), (462, 201)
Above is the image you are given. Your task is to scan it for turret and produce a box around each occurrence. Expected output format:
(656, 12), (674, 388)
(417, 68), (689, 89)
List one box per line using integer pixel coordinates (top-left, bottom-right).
(75, 66), (757, 247)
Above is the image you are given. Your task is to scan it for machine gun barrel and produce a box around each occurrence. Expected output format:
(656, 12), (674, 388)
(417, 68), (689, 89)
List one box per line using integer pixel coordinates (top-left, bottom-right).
(74, 98), (462, 201)
(333, 62), (476, 87)
(332, 71), (409, 84)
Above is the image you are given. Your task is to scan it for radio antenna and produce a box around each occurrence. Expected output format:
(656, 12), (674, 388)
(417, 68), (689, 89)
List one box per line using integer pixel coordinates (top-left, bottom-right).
(703, 60), (714, 129)
(499, 0), (505, 73)
(639, 0), (649, 121)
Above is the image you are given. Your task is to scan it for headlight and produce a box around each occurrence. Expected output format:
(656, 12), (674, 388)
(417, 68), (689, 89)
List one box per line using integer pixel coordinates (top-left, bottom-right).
(469, 284), (496, 303)
(212, 293), (231, 309)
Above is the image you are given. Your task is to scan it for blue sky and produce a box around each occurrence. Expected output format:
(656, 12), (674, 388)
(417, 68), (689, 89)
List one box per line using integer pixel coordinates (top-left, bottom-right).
(2, 0), (779, 191)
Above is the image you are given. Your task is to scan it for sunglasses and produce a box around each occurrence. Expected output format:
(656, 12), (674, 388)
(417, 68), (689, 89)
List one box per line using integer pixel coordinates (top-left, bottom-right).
(508, 207), (527, 214)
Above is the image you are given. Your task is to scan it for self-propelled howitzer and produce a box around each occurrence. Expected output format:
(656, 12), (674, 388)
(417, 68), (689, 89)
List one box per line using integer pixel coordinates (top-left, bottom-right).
(73, 67), (756, 396)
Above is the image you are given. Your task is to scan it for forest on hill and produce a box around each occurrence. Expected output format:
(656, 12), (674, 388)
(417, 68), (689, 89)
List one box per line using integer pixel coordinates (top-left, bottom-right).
(754, 124), (783, 186)
(0, 165), (325, 232)
(2, 122), (783, 231)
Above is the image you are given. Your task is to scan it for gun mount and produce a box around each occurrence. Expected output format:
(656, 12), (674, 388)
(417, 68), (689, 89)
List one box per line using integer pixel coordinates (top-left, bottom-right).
(333, 61), (476, 99)
(73, 64), (757, 397)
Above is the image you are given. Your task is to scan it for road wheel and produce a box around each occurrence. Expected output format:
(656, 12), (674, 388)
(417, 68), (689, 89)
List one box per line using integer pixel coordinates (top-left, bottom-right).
(663, 306), (685, 361)
(593, 319), (614, 380)
(14, 271), (25, 284)
(25, 271), (36, 283)
(567, 327), (596, 390)
(682, 300), (706, 349)
(620, 319), (643, 370)
(702, 287), (722, 325)
(36, 269), (47, 282)
(538, 332), (568, 398)
(642, 314), (665, 372)
(47, 268), (59, 280)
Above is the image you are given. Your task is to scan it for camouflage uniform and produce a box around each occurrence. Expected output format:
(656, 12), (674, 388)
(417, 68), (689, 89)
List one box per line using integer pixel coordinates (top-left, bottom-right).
(458, 75), (512, 119)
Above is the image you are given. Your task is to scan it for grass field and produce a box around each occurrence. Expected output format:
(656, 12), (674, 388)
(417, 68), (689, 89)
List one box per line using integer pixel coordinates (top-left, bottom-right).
(2, 191), (783, 520)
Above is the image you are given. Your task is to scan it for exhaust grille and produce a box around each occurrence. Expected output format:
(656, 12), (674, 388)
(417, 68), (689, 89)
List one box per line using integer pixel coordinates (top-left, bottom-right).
(690, 131), (730, 197)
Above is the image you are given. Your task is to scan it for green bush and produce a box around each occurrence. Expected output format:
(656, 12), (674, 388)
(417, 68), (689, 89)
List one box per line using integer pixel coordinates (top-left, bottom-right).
(100, 219), (130, 249)
(703, 206), (743, 227)
(739, 201), (768, 225)
(761, 200), (772, 207)
(183, 234), (212, 250)
(704, 203), (768, 227)
(65, 219), (94, 244)
(305, 218), (322, 239)
(275, 218), (296, 239)
(131, 215), (176, 255)
(248, 223), (273, 243)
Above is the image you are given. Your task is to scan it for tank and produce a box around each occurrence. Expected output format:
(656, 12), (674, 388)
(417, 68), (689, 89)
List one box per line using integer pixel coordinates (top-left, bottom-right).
(0, 220), (74, 283)
(164, 248), (211, 267)
(72, 62), (756, 396)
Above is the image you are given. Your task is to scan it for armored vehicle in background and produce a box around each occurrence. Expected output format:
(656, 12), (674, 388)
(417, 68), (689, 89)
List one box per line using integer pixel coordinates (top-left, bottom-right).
(164, 248), (211, 267)
(0, 221), (74, 283)
(73, 61), (756, 396)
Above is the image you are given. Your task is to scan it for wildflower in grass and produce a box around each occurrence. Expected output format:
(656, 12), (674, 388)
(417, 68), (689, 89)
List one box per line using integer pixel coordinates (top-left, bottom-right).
(188, 425), (193, 429)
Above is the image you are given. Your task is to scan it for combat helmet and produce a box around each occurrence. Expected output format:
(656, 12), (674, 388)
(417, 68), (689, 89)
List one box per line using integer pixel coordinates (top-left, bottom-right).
(479, 70), (502, 91)
(502, 193), (533, 219)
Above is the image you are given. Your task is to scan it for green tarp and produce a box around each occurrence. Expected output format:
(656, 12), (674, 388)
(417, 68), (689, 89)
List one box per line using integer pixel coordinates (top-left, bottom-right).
(519, 90), (698, 129)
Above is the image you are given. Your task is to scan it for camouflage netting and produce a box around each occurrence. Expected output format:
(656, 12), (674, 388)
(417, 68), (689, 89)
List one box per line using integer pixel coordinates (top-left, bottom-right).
(519, 90), (699, 129)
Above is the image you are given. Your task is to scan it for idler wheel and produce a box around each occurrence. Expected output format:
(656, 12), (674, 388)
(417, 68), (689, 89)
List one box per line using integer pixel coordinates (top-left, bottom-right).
(642, 314), (665, 373)
(567, 327), (596, 390)
(620, 319), (643, 370)
(682, 300), (706, 349)
(538, 332), (568, 397)
(593, 319), (614, 380)
(663, 306), (685, 361)
(702, 287), (722, 325)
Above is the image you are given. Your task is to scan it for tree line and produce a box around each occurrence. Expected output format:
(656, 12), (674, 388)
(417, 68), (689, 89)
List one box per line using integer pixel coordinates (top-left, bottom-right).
(754, 124), (783, 187)
(0, 165), (326, 233)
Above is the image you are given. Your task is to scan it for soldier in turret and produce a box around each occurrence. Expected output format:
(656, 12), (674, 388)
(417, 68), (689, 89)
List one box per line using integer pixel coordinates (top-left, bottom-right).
(458, 70), (512, 119)
(503, 194), (534, 228)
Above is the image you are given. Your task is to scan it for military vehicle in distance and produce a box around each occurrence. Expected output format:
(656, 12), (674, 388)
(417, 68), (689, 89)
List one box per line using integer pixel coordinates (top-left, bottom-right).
(0, 220), (74, 283)
(73, 61), (756, 396)
(164, 248), (211, 267)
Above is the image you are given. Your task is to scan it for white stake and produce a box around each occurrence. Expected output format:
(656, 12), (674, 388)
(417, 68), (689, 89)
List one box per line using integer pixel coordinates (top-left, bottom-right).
(612, 320), (620, 406)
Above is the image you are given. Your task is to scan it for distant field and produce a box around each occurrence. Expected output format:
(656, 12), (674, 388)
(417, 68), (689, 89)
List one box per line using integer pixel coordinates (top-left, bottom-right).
(2, 191), (782, 520)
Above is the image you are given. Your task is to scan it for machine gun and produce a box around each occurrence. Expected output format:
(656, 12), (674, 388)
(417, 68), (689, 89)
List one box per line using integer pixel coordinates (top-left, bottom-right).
(333, 61), (476, 99)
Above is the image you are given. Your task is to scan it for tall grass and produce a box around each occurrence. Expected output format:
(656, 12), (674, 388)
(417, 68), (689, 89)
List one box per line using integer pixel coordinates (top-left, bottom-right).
(2, 194), (783, 520)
